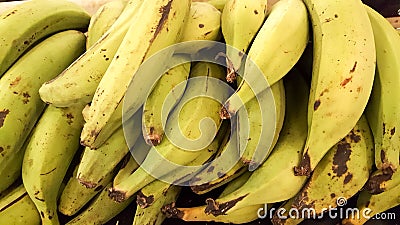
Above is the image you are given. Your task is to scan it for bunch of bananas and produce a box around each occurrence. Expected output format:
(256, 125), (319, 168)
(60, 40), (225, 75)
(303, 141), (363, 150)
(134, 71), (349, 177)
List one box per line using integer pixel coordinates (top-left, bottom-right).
(0, 0), (399, 225)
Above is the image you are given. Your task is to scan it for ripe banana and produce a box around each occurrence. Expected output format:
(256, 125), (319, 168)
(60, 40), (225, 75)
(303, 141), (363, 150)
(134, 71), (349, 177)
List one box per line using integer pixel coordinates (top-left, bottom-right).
(163, 173), (263, 224)
(80, 0), (190, 147)
(294, 0), (376, 177)
(341, 178), (400, 225)
(77, 109), (141, 189)
(22, 104), (85, 225)
(143, 60), (191, 146)
(39, 0), (146, 107)
(238, 80), (285, 169)
(204, 72), (309, 215)
(364, 5), (400, 175)
(133, 185), (181, 225)
(0, 0), (90, 77)
(86, 0), (127, 48)
(221, 0), (308, 116)
(221, 0), (267, 82)
(0, 184), (41, 225)
(58, 160), (115, 216)
(108, 62), (230, 203)
(180, 2), (222, 42)
(192, 0), (227, 11)
(291, 115), (374, 215)
(65, 182), (134, 225)
(364, 169), (400, 195)
(0, 30), (86, 192)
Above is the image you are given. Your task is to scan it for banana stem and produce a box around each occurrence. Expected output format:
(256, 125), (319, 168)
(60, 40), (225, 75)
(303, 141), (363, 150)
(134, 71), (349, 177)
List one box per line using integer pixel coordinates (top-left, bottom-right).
(0, 0), (115, 15)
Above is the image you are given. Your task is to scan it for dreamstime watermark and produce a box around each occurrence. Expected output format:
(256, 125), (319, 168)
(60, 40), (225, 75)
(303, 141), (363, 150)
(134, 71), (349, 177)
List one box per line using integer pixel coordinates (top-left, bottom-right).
(257, 197), (397, 221)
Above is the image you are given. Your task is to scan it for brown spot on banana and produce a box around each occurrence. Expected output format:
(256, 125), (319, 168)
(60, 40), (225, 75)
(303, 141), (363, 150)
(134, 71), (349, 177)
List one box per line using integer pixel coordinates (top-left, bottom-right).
(204, 195), (247, 216)
(313, 99), (321, 111)
(207, 166), (215, 173)
(162, 202), (184, 218)
(364, 172), (393, 194)
(145, 127), (162, 146)
(350, 61), (357, 73)
(9, 76), (21, 87)
(332, 140), (352, 177)
(0, 109), (10, 128)
(77, 177), (98, 189)
(340, 76), (353, 87)
(291, 182), (314, 212)
(343, 173), (353, 184)
(108, 188), (127, 203)
(136, 191), (154, 208)
(294, 151), (311, 177)
(390, 127), (396, 136)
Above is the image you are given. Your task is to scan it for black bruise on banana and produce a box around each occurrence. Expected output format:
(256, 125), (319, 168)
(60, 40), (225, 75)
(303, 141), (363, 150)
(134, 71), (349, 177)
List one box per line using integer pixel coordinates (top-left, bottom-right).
(204, 195), (247, 216)
(136, 191), (154, 208)
(364, 172), (393, 194)
(0, 109), (10, 128)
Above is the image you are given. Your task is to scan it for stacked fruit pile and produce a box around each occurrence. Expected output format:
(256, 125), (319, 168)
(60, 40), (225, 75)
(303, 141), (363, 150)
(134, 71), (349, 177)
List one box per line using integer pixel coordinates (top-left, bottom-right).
(0, 0), (399, 224)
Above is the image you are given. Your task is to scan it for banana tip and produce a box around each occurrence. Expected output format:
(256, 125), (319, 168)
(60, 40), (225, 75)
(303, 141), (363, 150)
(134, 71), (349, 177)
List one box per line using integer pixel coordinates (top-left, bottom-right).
(161, 202), (183, 218)
(108, 188), (127, 203)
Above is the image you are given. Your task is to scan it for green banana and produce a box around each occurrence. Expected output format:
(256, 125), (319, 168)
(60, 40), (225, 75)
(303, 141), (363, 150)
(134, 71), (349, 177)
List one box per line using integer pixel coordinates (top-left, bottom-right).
(0, 0), (89, 77)
(221, 0), (308, 116)
(77, 109), (141, 189)
(341, 179), (400, 225)
(80, 0), (191, 148)
(133, 185), (181, 225)
(291, 115), (374, 215)
(294, 0), (376, 177)
(181, 2), (222, 42)
(364, 169), (400, 195)
(143, 60), (191, 146)
(221, 0), (267, 82)
(238, 80), (285, 169)
(0, 30), (86, 192)
(39, 0), (146, 107)
(66, 182), (134, 225)
(86, 0), (127, 48)
(0, 184), (41, 225)
(22, 104), (85, 225)
(192, 0), (227, 11)
(364, 5), (400, 175)
(109, 62), (230, 203)
(58, 159), (115, 216)
(204, 71), (308, 215)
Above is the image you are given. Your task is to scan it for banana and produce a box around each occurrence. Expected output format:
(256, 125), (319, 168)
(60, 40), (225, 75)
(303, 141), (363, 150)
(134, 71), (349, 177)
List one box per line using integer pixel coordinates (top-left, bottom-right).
(271, 198), (304, 225)
(58, 159), (115, 216)
(86, 0), (127, 48)
(22, 103), (85, 225)
(109, 62), (230, 203)
(133, 185), (181, 225)
(341, 179), (400, 225)
(221, 0), (308, 117)
(0, 184), (41, 225)
(80, 0), (190, 148)
(221, 0), (268, 82)
(364, 169), (400, 195)
(163, 173), (263, 224)
(238, 80), (285, 169)
(77, 109), (141, 189)
(66, 182), (134, 225)
(218, 171), (252, 198)
(204, 72), (309, 215)
(192, 0), (227, 11)
(143, 60), (191, 146)
(0, 0), (89, 77)
(180, 2), (222, 42)
(364, 5), (400, 175)
(136, 180), (173, 209)
(291, 115), (374, 215)
(39, 0), (146, 107)
(293, 0), (376, 177)
(0, 30), (86, 192)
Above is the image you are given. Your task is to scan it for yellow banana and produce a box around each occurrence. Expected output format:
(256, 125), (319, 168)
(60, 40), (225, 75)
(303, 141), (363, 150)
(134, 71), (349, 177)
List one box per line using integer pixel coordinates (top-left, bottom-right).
(0, 184), (41, 225)
(80, 0), (190, 147)
(364, 5), (400, 175)
(108, 62), (230, 203)
(66, 182), (134, 225)
(221, 0), (268, 82)
(204, 71), (308, 215)
(291, 115), (374, 215)
(221, 0), (308, 116)
(294, 0), (376, 177)
(86, 0), (127, 48)
(0, 0), (89, 77)
(0, 30), (86, 193)
(39, 0), (146, 107)
(22, 104), (85, 225)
